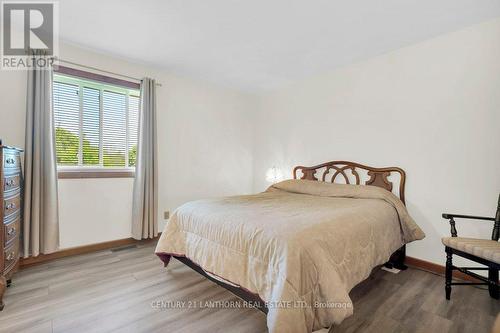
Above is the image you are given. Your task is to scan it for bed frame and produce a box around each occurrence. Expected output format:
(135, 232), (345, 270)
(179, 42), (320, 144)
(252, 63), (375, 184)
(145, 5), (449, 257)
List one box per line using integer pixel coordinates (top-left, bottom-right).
(173, 161), (408, 314)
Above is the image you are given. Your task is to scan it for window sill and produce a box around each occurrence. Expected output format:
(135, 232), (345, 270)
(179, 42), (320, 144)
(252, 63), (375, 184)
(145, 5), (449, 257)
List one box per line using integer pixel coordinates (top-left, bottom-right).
(58, 169), (135, 179)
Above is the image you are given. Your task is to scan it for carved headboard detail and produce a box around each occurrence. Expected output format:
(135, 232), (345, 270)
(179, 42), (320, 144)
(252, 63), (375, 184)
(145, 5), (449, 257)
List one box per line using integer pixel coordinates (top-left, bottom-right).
(293, 161), (406, 204)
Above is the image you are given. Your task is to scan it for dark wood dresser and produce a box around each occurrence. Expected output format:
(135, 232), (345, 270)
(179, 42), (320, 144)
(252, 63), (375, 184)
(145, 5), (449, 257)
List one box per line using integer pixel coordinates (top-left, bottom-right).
(0, 145), (22, 310)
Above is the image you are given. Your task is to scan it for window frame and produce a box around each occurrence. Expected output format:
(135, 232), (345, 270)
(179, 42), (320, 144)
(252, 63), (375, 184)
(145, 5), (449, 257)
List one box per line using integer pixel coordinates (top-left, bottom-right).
(53, 68), (140, 179)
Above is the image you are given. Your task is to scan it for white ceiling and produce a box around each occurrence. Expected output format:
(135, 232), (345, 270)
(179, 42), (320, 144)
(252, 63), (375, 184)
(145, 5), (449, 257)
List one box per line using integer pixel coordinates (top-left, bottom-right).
(59, 0), (500, 92)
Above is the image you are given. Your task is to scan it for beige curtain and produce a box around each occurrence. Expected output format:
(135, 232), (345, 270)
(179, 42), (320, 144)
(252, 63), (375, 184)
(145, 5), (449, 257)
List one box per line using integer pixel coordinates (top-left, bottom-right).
(132, 78), (158, 239)
(23, 50), (59, 257)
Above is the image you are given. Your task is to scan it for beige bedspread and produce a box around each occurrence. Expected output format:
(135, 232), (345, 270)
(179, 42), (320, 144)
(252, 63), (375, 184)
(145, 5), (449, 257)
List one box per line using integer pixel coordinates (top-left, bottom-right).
(155, 180), (425, 332)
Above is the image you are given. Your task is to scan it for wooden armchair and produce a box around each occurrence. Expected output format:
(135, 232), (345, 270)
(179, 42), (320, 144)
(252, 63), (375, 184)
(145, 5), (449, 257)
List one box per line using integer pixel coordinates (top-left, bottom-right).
(441, 194), (500, 300)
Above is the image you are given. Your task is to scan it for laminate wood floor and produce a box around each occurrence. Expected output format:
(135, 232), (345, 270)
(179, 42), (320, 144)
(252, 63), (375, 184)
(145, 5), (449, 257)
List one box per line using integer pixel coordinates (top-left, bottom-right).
(0, 243), (498, 333)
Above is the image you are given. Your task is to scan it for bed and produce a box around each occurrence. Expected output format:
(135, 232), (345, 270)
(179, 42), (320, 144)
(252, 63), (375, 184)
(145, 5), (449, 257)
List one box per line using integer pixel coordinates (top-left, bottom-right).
(155, 161), (425, 333)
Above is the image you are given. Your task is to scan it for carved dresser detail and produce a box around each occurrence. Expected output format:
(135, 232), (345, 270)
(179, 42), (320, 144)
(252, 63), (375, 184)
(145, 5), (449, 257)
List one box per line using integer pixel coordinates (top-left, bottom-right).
(0, 145), (23, 310)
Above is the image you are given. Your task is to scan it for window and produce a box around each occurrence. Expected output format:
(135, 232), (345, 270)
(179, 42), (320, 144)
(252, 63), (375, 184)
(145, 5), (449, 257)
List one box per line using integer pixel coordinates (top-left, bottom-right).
(53, 72), (140, 176)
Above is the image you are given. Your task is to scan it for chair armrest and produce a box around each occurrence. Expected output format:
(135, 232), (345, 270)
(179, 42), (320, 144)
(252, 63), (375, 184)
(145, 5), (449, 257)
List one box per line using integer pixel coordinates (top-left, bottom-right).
(442, 213), (495, 237)
(442, 213), (495, 221)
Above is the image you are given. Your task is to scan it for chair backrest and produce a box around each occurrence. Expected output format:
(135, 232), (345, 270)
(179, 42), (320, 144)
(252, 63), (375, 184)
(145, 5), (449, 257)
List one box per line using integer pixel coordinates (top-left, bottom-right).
(493, 194), (500, 241)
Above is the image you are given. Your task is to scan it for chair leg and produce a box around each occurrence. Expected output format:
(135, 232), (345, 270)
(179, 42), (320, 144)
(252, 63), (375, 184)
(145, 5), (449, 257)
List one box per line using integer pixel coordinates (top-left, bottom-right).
(445, 247), (452, 300)
(488, 269), (499, 300)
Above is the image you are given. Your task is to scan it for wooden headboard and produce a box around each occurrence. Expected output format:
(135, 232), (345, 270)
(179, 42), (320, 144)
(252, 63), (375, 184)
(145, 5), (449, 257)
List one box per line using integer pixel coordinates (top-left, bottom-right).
(293, 161), (406, 204)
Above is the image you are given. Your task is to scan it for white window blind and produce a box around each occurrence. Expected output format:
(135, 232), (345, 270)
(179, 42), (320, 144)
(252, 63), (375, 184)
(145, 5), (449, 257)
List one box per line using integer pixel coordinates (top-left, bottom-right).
(53, 74), (140, 169)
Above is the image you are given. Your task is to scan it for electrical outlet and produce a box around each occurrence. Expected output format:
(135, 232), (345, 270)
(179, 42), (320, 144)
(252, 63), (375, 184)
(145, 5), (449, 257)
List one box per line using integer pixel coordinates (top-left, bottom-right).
(164, 211), (170, 219)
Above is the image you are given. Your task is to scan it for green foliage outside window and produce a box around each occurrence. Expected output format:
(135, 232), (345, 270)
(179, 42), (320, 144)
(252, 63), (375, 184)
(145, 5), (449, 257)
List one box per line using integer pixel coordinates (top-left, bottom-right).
(128, 145), (137, 167)
(55, 127), (137, 167)
(55, 127), (79, 165)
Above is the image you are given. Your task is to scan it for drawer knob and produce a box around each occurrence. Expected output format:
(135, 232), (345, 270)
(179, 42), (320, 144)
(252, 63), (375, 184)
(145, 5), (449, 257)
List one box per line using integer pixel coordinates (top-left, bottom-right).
(5, 179), (14, 186)
(6, 158), (15, 164)
(6, 203), (15, 210)
(7, 227), (15, 236)
(6, 251), (15, 261)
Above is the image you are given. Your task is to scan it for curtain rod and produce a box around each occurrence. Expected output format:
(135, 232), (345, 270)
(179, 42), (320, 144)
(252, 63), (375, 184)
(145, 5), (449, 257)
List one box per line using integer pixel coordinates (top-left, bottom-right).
(54, 58), (162, 87)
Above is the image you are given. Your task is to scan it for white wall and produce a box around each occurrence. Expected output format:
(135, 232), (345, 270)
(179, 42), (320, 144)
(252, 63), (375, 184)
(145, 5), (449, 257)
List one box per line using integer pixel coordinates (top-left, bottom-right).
(0, 43), (255, 249)
(253, 19), (500, 265)
(58, 178), (134, 248)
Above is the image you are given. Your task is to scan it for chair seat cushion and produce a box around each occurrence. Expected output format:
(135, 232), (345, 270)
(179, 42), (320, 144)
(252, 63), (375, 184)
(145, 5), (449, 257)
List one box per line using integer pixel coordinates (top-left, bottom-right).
(442, 237), (500, 264)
